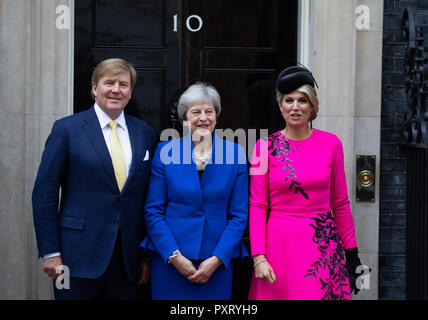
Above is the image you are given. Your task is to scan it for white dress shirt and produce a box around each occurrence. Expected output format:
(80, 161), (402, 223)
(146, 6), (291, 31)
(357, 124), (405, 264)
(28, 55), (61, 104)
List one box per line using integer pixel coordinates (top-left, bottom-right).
(94, 103), (133, 177)
(43, 104), (133, 259)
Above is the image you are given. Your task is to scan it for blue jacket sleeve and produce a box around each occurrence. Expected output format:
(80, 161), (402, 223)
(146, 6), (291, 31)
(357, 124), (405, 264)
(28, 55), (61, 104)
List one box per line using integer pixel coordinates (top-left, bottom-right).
(143, 143), (180, 263)
(32, 120), (68, 258)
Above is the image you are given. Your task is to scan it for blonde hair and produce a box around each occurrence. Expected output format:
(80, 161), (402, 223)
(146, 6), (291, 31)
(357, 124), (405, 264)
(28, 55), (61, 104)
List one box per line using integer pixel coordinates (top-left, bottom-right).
(276, 84), (319, 120)
(91, 58), (137, 99)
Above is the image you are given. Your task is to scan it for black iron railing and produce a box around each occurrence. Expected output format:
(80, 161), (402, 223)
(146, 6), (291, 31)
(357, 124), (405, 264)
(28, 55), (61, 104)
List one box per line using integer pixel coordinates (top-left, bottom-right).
(402, 8), (428, 147)
(401, 7), (428, 300)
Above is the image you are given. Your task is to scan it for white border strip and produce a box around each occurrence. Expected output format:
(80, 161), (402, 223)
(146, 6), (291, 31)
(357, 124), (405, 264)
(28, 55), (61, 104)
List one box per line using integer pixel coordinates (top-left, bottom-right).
(67, 0), (75, 116)
(297, 0), (314, 69)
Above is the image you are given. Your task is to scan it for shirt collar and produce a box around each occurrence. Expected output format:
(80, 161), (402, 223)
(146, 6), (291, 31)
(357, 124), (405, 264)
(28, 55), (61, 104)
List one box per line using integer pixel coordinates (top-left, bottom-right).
(94, 103), (127, 131)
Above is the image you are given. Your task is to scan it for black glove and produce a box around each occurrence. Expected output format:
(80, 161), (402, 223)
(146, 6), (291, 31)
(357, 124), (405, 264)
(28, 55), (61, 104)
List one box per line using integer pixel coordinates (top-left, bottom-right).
(344, 247), (363, 295)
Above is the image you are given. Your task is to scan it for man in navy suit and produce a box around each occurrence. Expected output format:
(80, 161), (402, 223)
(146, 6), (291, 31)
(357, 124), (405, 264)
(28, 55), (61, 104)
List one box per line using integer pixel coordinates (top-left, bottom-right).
(32, 58), (156, 299)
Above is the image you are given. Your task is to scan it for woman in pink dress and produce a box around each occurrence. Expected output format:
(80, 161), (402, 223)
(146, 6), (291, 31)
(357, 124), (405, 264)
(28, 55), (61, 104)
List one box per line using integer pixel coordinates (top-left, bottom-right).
(248, 66), (364, 300)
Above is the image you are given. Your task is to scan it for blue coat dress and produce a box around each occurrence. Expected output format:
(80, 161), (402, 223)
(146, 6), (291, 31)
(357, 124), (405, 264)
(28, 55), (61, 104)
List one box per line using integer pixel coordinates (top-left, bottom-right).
(140, 133), (249, 299)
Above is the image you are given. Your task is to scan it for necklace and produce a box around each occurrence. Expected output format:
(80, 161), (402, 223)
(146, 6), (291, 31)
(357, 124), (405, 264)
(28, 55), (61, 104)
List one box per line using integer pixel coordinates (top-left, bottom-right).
(193, 150), (212, 164)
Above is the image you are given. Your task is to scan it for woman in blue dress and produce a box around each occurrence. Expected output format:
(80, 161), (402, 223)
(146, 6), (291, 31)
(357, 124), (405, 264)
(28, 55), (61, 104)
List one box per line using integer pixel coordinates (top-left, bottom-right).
(140, 82), (248, 300)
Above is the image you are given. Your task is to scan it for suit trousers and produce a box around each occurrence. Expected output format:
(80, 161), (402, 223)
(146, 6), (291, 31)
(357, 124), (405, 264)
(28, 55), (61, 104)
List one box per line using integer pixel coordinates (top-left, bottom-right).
(53, 231), (149, 300)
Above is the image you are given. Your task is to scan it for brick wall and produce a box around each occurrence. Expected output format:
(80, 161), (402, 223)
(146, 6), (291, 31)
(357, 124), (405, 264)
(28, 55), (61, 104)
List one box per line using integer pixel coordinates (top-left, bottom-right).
(380, 0), (407, 300)
(380, 0), (428, 300)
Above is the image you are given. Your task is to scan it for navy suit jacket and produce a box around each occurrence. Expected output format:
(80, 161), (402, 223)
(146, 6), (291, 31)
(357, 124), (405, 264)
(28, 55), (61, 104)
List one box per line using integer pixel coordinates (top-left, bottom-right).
(140, 134), (249, 268)
(32, 106), (156, 282)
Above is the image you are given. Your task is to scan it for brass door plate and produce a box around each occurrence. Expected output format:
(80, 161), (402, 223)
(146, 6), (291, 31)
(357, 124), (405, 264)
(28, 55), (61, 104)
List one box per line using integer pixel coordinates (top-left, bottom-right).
(356, 155), (376, 202)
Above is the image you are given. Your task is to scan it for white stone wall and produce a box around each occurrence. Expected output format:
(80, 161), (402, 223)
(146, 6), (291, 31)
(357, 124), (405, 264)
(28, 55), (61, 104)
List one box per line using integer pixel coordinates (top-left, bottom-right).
(310, 0), (383, 299)
(0, 0), (72, 299)
(353, 0), (383, 301)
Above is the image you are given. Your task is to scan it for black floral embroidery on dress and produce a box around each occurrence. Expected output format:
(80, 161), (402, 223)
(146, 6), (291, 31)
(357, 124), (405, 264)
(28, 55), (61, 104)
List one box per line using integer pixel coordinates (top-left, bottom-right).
(268, 132), (309, 199)
(305, 211), (351, 300)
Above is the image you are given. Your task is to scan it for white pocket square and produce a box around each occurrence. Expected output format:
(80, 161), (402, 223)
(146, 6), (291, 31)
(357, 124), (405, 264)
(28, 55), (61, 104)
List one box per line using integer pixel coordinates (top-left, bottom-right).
(143, 150), (150, 161)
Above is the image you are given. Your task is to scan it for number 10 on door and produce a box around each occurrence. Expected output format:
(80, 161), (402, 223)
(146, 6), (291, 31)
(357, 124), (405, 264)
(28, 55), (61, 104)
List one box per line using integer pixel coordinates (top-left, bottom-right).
(173, 14), (203, 32)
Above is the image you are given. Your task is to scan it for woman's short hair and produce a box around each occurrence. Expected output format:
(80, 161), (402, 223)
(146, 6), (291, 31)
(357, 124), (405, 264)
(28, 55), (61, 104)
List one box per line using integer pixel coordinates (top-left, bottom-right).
(91, 58), (137, 99)
(276, 84), (319, 121)
(177, 82), (222, 122)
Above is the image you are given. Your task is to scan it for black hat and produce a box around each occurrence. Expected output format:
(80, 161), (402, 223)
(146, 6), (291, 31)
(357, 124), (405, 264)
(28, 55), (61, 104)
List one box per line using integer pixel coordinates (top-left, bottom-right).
(276, 66), (316, 94)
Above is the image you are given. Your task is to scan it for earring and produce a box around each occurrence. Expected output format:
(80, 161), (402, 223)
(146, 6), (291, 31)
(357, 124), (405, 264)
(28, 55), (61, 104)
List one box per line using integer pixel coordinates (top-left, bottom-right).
(310, 112), (314, 129)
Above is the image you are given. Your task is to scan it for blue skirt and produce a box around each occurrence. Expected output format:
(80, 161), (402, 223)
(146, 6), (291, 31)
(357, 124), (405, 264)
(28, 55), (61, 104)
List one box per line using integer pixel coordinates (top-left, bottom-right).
(151, 254), (233, 300)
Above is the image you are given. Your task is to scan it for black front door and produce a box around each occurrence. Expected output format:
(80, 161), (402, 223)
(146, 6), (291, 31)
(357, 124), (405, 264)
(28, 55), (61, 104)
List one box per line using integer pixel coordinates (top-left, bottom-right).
(184, 0), (297, 133)
(74, 0), (298, 299)
(74, 0), (182, 136)
(75, 0), (297, 135)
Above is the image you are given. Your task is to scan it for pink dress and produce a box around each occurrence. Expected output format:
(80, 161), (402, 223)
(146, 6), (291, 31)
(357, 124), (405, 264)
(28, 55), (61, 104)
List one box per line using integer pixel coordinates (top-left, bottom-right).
(248, 129), (357, 300)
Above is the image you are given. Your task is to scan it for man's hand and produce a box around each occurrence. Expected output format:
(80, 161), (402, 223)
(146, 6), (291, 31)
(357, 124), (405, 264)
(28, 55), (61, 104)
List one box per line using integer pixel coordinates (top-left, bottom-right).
(138, 258), (151, 285)
(187, 256), (222, 284)
(43, 256), (64, 279)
